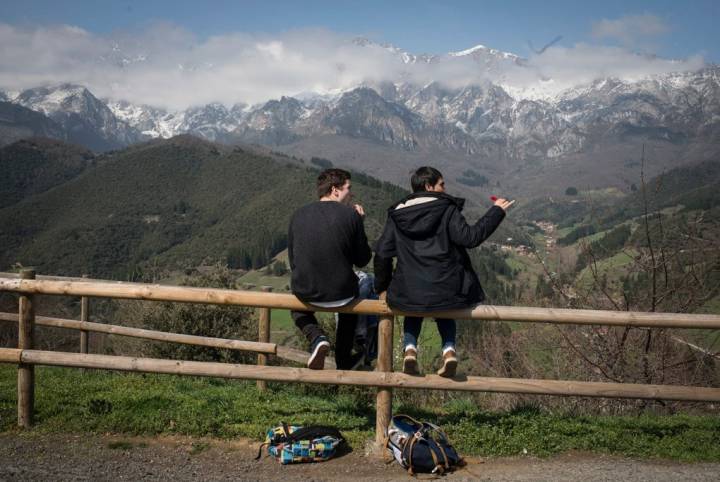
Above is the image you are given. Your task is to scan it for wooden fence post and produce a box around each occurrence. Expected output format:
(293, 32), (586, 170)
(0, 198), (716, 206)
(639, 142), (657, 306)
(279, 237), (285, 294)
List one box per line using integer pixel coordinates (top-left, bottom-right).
(18, 269), (36, 428)
(375, 293), (394, 448)
(80, 274), (89, 355)
(257, 286), (272, 391)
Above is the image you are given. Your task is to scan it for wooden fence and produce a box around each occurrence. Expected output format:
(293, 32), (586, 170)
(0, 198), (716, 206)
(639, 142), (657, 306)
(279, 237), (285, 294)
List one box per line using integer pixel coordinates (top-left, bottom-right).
(1, 270), (720, 446)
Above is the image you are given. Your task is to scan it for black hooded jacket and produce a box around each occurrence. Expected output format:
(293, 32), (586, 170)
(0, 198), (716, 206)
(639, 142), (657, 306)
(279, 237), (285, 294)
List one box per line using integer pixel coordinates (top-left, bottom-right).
(373, 192), (505, 311)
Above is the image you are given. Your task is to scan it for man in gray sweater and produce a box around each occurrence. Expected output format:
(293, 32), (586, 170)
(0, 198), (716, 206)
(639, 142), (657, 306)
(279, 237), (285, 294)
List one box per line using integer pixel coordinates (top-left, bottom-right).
(288, 168), (372, 370)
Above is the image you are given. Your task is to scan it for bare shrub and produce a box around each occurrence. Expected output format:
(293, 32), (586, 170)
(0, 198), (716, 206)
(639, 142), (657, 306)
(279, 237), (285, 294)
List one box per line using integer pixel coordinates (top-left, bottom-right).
(112, 265), (258, 363)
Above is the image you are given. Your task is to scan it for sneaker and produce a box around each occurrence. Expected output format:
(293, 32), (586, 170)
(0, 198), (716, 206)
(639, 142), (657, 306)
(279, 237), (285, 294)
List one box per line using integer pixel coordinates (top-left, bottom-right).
(437, 348), (458, 378)
(307, 336), (330, 370)
(402, 347), (419, 375)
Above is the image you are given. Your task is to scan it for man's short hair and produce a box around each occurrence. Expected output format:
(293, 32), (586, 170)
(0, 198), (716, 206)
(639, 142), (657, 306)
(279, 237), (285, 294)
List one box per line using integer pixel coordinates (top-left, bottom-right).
(411, 166), (443, 193)
(317, 168), (352, 198)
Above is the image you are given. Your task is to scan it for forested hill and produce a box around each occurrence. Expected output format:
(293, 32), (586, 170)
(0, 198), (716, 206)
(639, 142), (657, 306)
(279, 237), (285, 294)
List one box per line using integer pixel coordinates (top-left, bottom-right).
(0, 135), (406, 278)
(0, 137), (95, 210)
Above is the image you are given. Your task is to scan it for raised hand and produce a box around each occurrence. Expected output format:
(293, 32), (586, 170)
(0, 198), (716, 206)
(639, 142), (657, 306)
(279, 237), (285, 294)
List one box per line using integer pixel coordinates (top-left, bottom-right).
(353, 203), (366, 217)
(493, 198), (515, 212)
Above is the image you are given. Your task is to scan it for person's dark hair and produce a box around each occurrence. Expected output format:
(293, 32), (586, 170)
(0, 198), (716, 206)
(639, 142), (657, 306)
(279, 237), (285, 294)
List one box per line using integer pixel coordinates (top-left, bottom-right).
(411, 166), (443, 193)
(317, 168), (352, 198)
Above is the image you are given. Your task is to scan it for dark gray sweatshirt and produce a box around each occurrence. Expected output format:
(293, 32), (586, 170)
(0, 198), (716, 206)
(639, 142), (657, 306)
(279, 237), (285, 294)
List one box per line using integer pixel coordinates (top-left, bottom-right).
(288, 201), (372, 302)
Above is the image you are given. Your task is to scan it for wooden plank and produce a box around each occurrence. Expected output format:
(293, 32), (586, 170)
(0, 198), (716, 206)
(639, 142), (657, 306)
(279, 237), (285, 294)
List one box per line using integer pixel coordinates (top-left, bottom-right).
(375, 298), (394, 446)
(0, 312), (276, 354)
(80, 274), (89, 355)
(0, 348), (21, 363)
(3, 348), (720, 402)
(257, 287), (271, 392)
(17, 269), (35, 428)
(3, 277), (720, 329)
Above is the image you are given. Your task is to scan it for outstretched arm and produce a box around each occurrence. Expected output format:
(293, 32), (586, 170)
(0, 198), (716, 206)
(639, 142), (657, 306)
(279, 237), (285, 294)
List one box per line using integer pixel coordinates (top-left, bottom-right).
(448, 205), (507, 248)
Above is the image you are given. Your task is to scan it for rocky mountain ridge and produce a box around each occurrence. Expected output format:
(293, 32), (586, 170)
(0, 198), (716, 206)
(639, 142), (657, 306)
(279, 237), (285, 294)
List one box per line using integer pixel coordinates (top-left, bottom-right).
(1, 48), (718, 167)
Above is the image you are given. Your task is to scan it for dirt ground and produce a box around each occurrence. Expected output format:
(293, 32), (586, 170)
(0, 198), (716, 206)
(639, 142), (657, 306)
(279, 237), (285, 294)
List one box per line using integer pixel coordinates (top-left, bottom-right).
(1, 432), (718, 481)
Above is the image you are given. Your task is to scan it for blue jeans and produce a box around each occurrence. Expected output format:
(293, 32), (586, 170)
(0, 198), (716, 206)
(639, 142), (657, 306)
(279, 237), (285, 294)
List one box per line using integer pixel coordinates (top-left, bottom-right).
(403, 317), (456, 351)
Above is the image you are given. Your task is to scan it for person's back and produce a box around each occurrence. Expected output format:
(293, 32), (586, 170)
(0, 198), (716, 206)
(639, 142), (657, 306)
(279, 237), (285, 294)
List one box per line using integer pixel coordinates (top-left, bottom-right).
(380, 191), (493, 311)
(289, 200), (370, 302)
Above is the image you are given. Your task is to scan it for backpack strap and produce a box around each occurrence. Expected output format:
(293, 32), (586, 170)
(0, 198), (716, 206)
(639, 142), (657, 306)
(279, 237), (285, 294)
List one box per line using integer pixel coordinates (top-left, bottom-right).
(255, 442), (269, 460)
(281, 421), (291, 439)
(435, 441), (450, 470)
(426, 422), (463, 467)
(425, 439), (443, 474)
(405, 436), (445, 479)
(405, 435), (419, 476)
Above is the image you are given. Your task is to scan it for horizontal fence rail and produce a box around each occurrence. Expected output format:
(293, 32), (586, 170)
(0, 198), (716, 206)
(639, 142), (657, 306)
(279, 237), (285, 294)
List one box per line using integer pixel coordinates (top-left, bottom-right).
(1, 348), (719, 402)
(2, 277), (720, 329)
(0, 312), (276, 354)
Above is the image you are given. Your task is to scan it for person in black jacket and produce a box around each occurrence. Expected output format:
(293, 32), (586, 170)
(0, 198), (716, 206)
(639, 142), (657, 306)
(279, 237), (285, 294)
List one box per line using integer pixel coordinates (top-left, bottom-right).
(374, 166), (513, 377)
(289, 168), (372, 370)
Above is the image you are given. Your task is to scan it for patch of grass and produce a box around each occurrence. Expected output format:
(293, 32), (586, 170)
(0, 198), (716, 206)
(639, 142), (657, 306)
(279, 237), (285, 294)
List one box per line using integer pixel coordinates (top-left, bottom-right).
(237, 270), (291, 292)
(576, 249), (638, 289)
(1, 365), (718, 461)
(270, 309), (294, 333)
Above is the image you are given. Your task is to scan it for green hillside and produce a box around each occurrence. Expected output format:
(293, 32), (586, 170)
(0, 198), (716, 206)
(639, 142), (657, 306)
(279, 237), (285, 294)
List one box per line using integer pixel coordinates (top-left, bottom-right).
(0, 137), (95, 209)
(0, 135), (406, 278)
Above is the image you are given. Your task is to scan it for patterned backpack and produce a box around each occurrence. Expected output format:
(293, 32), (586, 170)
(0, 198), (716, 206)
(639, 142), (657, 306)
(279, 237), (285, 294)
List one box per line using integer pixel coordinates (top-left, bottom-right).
(256, 423), (345, 464)
(385, 414), (463, 475)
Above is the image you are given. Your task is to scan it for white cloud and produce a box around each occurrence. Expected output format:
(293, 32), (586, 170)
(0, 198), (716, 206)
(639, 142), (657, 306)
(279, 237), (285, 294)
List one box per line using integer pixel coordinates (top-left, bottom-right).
(592, 14), (670, 46)
(0, 22), (705, 109)
(511, 44), (705, 96)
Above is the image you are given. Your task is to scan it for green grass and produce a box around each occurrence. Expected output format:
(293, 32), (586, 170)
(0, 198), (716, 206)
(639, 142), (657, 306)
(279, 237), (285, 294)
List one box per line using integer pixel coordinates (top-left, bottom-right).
(578, 229), (610, 244)
(1, 365), (719, 461)
(576, 249), (638, 289)
(555, 226), (576, 239)
(237, 270), (291, 292)
(270, 309), (294, 332)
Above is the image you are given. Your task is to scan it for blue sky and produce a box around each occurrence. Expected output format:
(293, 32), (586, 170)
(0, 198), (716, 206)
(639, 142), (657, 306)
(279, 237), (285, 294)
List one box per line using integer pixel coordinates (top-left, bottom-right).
(4, 0), (719, 61)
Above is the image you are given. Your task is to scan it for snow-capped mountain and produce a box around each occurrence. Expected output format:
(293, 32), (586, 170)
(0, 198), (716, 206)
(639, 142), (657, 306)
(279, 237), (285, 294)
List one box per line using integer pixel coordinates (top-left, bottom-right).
(2, 42), (718, 166)
(12, 84), (145, 151)
(98, 60), (720, 163)
(107, 101), (250, 142)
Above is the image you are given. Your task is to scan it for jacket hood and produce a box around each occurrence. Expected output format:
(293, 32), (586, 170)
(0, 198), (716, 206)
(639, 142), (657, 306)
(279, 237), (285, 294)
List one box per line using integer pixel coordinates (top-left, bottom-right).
(389, 192), (465, 237)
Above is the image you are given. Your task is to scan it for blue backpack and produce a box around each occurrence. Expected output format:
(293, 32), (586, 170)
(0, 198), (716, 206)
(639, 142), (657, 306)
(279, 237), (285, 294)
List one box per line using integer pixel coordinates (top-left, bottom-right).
(385, 415), (463, 475)
(256, 423), (345, 464)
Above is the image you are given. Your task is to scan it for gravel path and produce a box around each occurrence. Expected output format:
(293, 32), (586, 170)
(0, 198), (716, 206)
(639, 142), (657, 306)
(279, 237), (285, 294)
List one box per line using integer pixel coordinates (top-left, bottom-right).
(1, 432), (718, 481)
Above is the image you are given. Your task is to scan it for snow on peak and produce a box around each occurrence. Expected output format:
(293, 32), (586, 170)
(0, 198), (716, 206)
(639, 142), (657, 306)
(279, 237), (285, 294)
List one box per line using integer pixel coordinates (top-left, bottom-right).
(448, 45), (489, 57)
(448, 44), (520, 60)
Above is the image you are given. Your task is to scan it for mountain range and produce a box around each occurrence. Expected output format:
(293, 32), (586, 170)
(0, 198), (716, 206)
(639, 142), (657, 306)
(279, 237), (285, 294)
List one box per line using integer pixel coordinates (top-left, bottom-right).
(2, 41), (719, 200)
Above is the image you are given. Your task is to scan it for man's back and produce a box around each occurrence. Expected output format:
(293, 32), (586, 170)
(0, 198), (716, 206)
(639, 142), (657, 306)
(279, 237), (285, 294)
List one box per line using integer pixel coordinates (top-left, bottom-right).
(288, 201), (371, 303)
